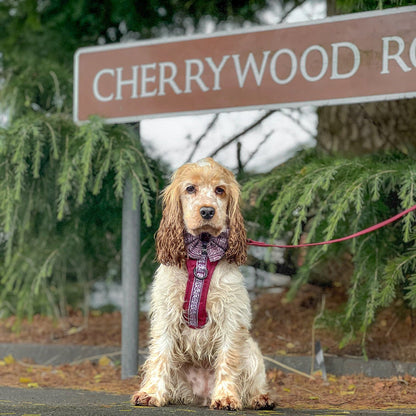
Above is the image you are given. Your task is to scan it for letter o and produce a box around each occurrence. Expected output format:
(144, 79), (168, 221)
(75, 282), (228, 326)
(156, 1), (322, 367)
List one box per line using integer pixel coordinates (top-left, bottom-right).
(300, 45), (328, 82)
(270, 48), (297, 85)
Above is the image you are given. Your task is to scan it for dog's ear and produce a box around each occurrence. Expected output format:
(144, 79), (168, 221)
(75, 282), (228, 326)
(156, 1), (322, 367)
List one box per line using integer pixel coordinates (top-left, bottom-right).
(156, 180), (187, 268)
(225, 180), (247, 266)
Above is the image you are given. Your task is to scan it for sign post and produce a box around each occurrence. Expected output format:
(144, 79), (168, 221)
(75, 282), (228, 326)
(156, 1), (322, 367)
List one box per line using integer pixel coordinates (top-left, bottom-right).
(121, 123), (141, 379)
(73, 6), (416, 379)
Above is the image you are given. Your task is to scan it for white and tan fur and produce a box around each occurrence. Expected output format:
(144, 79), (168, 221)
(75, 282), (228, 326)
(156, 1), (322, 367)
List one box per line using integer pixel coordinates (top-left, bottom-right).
(131, 158), (275, 410)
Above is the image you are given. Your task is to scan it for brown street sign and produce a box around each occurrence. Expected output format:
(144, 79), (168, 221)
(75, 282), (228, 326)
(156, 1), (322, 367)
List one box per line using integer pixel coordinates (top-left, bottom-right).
(74, 6), (416, 124)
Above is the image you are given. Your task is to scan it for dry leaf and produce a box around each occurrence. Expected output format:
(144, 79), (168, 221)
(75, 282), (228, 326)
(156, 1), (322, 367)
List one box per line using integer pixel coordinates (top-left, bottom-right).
(19, 377), (33, 384)
(98, 356), (112, 366)
(3, 354), (15, 365)
(67, 327), (80, 335)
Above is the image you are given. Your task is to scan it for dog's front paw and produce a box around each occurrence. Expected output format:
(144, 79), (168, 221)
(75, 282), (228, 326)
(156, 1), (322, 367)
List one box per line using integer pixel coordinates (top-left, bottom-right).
(131, 391), (166, 407)
(251, 393), (276, 410)
(210, 396), (242, 411)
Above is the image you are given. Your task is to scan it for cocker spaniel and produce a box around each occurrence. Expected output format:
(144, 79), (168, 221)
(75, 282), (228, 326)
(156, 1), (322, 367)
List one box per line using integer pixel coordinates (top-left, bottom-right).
(132, 158), (275, 410)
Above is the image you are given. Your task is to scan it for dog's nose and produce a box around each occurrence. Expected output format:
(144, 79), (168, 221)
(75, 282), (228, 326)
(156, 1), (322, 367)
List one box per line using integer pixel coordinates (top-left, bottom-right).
(200, 206), (215, 220)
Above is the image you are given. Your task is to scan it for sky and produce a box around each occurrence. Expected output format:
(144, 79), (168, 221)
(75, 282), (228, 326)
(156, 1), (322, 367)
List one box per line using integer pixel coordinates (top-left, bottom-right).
(140, 0), (326, 173)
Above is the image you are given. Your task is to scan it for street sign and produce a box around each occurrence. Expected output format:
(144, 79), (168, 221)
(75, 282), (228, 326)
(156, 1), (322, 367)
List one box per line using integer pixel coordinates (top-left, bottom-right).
(74, 6), (416, 124)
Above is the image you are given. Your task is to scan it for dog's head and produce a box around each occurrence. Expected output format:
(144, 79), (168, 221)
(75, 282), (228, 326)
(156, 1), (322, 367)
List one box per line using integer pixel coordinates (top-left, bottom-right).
(156, 158), (247, 267)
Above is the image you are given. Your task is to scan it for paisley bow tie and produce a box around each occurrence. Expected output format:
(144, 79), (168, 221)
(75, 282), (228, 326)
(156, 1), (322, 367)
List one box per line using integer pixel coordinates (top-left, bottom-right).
(184, 230), (229, 262)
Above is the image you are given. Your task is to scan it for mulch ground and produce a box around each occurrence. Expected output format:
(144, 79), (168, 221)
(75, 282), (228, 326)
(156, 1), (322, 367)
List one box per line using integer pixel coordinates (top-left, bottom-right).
(1, 284), (416, 410)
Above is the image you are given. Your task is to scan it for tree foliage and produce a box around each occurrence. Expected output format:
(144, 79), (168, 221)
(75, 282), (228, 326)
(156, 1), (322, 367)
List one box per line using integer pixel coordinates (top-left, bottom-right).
(335, 0), (416, 13)
(244, 148), (416, 351)
(0, 0), (276, 318)
(0, 110), (161, 317)
(242, 0), (416, 354)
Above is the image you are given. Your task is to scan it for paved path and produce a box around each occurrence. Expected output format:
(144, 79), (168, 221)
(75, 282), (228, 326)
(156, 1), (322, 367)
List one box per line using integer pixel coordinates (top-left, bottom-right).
(1, 387), (416, 416)
(2, 343), (416, 377)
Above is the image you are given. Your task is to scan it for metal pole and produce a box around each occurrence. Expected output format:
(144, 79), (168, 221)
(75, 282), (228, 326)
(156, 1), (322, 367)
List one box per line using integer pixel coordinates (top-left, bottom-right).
(121, 125), (141, 379)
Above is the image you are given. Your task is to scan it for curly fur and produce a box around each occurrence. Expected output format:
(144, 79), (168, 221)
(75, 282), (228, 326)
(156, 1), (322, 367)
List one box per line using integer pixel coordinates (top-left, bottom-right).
(156, 158), (247, 267)
(132, 158), (275, 410)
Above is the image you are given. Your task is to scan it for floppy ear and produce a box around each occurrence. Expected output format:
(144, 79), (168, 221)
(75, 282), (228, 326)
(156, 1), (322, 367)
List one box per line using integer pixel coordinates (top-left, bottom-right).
(155, 180), (187, 268)
(225, 180), (247, 266)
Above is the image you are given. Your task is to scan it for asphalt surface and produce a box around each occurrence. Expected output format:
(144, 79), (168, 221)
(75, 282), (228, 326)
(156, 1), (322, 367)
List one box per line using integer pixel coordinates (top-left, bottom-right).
(1, 387), (416, 416)
(1, 344), (416, 415)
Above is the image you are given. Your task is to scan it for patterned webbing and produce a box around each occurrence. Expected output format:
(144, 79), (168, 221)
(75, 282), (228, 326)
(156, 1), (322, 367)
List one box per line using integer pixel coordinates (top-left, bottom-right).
(183, 231), (228, 328)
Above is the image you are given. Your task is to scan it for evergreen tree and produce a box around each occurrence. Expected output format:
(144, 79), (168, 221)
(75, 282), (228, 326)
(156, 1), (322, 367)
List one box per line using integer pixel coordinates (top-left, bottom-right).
(245, 0), (416, 353)
(0, 0), (271, 318)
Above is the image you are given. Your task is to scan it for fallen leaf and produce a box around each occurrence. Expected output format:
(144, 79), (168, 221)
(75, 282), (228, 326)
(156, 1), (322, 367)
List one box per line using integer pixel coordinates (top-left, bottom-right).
(67, 327), (80, 335)
(19, 377), (33, 384)
(3, 355), (15, 365)
(98, 356), (112, 366)
(341, 390), (355, 396)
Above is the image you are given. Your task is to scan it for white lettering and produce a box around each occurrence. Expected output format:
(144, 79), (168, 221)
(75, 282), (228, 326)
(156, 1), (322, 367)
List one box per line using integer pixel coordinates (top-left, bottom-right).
(115, 66), (139, 100)
(140, 63), (157, 97)
(410, 38), (416, 68)
(205, 55), (230, 91)
(184, 59), (209, 93)
(270, 49), (297, 85)
(381, 36), (412, 74)
(158, 62), (182, 95)
(93, 68), (115, 102)
(331, 42), (360, 80)
(300, 45), (328, 82)
(232, 51), (271, 87)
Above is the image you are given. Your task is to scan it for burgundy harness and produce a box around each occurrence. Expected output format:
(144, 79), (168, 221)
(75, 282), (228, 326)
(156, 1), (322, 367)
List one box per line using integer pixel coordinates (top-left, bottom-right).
(183, 231), (228, 329)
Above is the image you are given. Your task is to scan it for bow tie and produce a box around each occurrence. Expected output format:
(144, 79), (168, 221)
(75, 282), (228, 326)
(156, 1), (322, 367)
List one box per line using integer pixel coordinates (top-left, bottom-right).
(184, 231), (229, 262)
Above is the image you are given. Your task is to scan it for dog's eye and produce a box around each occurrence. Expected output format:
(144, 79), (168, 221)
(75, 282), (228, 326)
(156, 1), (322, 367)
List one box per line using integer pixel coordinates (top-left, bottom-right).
(186, 185), (196, 194)
(215, 186), (225, 195)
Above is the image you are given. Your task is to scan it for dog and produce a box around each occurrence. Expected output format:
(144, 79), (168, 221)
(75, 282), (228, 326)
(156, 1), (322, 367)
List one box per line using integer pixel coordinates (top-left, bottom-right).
(131, 158), (275, 410)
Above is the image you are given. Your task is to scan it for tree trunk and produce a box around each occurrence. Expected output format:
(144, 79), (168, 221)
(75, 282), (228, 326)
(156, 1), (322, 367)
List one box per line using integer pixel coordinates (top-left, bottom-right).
(317, 0), (416, 156)
(317, 99), (416, 156)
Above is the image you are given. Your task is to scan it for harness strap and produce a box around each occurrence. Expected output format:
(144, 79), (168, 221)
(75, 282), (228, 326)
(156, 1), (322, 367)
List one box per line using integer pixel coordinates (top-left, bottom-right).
(183, 258), (218, 329)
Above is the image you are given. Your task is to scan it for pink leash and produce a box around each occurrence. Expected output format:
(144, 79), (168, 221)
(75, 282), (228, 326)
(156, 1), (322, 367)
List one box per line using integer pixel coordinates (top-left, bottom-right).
(247, 204), (416, 249)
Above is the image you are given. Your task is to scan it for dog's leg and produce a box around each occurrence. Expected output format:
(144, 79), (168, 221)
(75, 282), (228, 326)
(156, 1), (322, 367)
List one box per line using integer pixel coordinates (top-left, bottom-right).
(131, 356), (169, 406)
(241, 338), (276, 410)
(210, 332), (244, 411)
(131, 332), (177, 407)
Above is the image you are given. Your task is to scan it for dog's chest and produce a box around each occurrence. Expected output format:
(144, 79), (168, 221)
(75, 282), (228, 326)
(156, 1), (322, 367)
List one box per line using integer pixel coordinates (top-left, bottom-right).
(178, 261), (239, 324)
(153, 261), (249, 345)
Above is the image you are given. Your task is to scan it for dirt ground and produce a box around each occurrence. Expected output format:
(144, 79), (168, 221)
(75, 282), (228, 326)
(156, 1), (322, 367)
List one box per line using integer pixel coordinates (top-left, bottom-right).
(1, 285), (416, 411)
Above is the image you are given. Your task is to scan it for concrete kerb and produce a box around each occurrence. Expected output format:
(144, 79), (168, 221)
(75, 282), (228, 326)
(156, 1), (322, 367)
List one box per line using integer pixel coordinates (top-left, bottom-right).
(1, 342), (416, 378)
